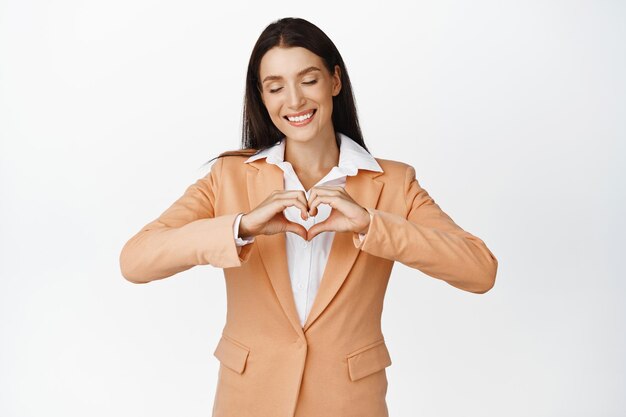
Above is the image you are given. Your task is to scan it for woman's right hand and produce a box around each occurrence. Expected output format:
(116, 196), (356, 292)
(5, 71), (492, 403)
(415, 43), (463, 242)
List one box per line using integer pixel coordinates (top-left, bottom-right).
(239, 190), (310, 241)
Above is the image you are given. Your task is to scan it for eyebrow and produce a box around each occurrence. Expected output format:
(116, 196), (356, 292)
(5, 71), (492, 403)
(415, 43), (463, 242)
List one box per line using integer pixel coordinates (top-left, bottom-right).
(261, 66), (322, 84)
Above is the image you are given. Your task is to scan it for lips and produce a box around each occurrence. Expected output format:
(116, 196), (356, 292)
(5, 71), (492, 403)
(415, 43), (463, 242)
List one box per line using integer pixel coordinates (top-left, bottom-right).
(284, 109), (317, 127)
(284, 109), (317, 119)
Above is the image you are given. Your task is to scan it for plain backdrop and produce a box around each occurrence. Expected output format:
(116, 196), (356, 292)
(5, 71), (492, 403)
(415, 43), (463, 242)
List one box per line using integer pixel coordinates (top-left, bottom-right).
(1, 1), (624, 416)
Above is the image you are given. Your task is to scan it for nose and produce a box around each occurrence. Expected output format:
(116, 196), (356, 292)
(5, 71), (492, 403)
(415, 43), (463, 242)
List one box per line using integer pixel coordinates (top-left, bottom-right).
(287, 84), (306, 110)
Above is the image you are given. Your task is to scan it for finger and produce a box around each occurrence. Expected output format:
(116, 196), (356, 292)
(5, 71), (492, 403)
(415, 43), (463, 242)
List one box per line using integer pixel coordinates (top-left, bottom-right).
(307, 189), (317, 214)
(284, 221), (308, 241)
(308, 187), (343, 205)
(306, 187), (348, 217)
(295, 191), (310, 219)
(275, 197), (310, 221)
(307, 189), (334, 216)
(280, 191), (310, 220)
(306, 220), (332, 241)
(309, 194), (343, 216)
(308, 195), (321, 216)
(277, 189), (310, 206)
(274, 190), (311, 220)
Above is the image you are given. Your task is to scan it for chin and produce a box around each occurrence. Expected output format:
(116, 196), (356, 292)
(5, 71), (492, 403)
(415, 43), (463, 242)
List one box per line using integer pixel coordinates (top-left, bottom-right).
(283, 129), (320, 142)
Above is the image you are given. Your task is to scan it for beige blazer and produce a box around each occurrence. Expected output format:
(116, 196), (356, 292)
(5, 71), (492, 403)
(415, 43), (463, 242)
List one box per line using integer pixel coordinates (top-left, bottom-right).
(119, 151), (498, 417)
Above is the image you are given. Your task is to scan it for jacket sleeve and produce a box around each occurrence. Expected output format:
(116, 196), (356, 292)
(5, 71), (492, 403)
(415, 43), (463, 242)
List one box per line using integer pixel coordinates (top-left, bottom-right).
(353, 165), (498, 294)
(119, 157), (254, 284)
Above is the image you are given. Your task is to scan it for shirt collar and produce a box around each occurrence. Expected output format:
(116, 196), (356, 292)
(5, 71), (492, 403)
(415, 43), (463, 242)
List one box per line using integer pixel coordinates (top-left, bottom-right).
(244, 132), (383, 176)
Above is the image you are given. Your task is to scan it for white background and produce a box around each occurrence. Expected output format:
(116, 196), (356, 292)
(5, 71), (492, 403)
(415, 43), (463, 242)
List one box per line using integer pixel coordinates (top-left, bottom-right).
(1, 1), (624, 416)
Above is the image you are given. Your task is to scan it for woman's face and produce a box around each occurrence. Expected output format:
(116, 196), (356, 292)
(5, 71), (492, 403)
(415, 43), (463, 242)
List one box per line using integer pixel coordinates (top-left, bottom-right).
(258, 46), (341, 144)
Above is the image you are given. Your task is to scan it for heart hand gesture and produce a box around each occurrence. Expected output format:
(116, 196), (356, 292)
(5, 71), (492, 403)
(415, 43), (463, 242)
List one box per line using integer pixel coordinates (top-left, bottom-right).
(238, 186), (371, 241)
(305, 186), (370, 240)
(238, 190), (310, 241)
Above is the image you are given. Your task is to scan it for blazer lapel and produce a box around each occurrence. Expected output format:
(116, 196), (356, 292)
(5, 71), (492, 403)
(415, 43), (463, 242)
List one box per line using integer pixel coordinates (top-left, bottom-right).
(302, 171), (383, 332)
(246, 161), (305, 339)
(246, 159), (384, 336)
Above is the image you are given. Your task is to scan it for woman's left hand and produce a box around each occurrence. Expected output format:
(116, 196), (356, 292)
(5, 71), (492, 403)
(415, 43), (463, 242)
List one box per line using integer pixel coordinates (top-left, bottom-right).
(306, 186), (371, 241)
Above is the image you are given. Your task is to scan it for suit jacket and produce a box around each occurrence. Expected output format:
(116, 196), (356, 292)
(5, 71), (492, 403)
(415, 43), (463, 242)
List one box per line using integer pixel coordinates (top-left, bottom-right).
(119, 150), (498, 417)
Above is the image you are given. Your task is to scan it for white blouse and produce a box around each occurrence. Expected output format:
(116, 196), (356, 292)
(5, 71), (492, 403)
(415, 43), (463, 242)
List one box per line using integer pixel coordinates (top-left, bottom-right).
(231, 133), (382, 327)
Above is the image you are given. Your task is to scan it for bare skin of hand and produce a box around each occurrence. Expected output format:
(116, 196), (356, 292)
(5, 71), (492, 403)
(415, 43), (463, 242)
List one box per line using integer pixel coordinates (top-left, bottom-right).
(305, 186), (370, 240)
(239, 186), (371, 241)
(239, 190), (310, 241)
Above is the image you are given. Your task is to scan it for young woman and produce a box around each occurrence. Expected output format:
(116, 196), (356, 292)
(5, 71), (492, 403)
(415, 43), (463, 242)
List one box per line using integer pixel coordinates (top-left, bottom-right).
(120, 17), (498, 417)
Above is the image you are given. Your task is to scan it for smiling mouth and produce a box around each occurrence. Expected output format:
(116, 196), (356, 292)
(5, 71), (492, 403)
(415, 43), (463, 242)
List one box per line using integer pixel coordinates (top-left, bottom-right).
(283, 109), (317, 123)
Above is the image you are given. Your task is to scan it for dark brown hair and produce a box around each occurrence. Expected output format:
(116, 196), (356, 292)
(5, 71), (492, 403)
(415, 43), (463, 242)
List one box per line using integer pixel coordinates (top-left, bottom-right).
(203, 17), (370, 166)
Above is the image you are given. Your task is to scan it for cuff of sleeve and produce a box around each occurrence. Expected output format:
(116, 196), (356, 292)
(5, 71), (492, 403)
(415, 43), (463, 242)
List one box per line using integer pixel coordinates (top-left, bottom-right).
(233, 212), (256, 247)
(219, 213), (253, 267)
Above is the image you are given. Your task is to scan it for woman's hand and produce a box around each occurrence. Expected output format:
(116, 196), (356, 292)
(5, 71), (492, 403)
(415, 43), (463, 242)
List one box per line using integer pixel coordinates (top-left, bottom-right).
(305, 186), (371, 241)
(239, 190), (310, 241)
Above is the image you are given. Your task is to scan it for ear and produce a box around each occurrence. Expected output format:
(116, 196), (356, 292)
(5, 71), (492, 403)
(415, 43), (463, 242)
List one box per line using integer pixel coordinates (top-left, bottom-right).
(332, 64), (342, 96)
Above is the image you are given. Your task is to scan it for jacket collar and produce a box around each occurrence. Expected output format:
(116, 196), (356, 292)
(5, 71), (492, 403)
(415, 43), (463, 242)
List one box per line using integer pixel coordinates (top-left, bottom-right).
(243, 133), (385, 336)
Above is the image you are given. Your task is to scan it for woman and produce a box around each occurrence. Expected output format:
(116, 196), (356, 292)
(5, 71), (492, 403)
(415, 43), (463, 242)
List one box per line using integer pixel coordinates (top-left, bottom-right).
(120, 17), (498, 417)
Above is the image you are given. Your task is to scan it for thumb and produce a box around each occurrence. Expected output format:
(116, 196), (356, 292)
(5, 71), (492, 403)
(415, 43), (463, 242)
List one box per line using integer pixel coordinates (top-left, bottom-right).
(306, 221), (331, 241)
(284, 221), (308, 241)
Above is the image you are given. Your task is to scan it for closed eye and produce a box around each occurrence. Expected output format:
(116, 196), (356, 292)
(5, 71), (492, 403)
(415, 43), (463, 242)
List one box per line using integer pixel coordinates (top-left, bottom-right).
(268, 80), (318, 94)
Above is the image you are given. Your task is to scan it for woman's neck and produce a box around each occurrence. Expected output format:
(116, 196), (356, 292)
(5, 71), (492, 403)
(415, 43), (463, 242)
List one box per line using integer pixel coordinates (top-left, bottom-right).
(284, 130), (340, 177)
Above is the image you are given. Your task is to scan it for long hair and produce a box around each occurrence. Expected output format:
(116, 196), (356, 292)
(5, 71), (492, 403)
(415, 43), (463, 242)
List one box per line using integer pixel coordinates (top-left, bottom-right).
(203, 17), (369, 166)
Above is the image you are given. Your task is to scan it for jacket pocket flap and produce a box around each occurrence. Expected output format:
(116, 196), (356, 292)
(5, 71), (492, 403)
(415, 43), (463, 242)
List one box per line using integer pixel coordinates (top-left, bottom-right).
(213, 335), (250, 374)
(346, 339), (392, 382)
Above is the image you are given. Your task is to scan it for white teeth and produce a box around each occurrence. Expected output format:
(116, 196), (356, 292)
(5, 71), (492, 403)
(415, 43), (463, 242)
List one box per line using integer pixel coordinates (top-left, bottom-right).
(287, 111), (314, 122)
